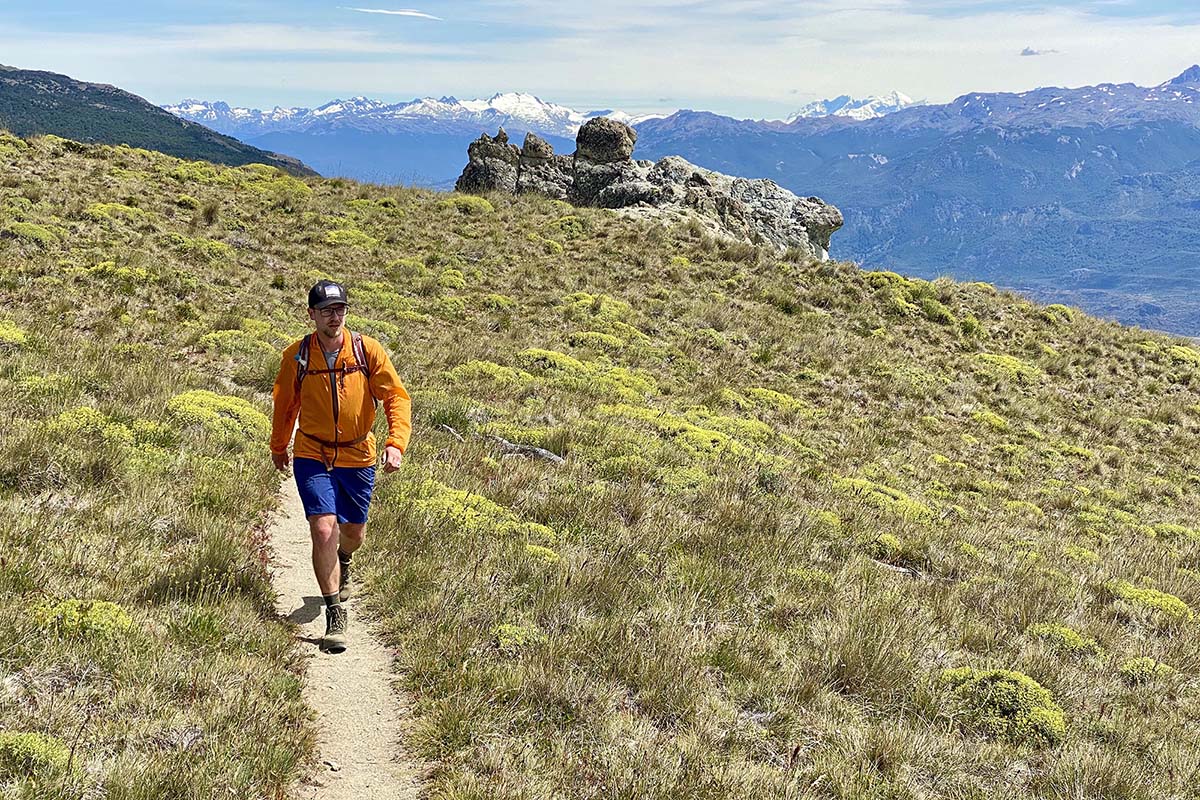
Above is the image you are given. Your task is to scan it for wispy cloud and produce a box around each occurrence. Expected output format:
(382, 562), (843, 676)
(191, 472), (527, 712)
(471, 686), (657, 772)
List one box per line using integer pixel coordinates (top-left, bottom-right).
(343, 7), (442, 20)
(1021, 46), (1061, 56)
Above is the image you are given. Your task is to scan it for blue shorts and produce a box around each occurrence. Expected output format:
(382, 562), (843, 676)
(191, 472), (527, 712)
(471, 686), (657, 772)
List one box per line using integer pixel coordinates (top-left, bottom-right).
(294, 458), (376, 524)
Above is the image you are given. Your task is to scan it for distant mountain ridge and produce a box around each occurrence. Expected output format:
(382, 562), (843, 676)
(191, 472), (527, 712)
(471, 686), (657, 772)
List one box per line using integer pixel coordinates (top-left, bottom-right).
(165, 92), (668, 140)
(0, 65), (314, 176)
(165, 69), (1200, 332)
(787, 91), (920, 122)
(633, 66), (1200, 333)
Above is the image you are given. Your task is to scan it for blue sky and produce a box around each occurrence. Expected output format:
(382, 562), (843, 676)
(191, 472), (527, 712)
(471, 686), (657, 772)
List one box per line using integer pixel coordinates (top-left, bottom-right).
(2, 1), (1199, 118)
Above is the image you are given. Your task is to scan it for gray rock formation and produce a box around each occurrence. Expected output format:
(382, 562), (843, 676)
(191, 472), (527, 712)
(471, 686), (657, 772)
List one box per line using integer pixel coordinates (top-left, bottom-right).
(454, 117), (843, 260)
(456, 127), (520, 194)
(516, 132), (572, 200)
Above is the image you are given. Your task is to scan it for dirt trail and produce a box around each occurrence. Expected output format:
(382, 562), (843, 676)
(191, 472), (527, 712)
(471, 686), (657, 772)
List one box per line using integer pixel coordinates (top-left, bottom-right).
(270, 478), (422, 800)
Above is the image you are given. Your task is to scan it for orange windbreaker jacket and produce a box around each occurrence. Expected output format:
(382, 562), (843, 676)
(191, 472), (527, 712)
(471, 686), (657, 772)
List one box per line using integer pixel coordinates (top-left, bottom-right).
(270, 330), (412, 468)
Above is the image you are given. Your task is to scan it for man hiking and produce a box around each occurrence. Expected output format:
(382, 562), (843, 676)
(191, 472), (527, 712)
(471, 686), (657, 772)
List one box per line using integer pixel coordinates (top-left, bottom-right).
(270, 280), (412, 654)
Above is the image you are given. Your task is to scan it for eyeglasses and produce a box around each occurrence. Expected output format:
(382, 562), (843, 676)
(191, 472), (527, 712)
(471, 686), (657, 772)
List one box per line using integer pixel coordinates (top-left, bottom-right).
(317, 306), (349, 318)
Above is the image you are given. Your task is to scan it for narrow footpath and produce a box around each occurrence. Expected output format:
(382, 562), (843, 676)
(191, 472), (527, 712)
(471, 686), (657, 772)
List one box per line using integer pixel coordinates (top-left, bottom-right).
(270, 479), (422, 800)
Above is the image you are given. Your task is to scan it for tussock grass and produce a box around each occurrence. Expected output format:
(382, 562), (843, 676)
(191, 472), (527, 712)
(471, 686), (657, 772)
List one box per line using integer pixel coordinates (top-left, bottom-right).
(1, 131), (1199, 795)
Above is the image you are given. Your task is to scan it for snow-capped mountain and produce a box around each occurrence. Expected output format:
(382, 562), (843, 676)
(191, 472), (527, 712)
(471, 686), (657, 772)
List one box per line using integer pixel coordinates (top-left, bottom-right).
(786, 91), (919, 122)
(164, 92), (671, 140)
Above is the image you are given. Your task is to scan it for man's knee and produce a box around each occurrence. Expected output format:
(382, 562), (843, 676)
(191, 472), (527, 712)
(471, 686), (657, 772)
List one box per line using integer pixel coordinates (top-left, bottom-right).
(309, 514), (338, 545)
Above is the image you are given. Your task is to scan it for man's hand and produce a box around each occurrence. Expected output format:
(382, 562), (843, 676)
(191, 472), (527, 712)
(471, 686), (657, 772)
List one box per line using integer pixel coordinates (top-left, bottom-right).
(382, 445), (404, 473)
(272, 450), (291, 472)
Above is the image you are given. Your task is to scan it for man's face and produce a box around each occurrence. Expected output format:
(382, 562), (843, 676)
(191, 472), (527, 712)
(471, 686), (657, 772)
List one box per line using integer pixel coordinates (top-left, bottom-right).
(308, 303), (348, 338)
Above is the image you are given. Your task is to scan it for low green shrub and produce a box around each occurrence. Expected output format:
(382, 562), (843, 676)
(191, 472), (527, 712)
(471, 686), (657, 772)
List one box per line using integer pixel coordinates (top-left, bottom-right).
(940, 667), (1065, 746)
(1026, 623), (1101, 656)
(1107, 580), (1194, 624)
(34, 598), (133, 638)
(166, 389), (270, 446)
(0, 732), (70, 779)
(438, 195), (494, 215)
(2, 221), (57, 247)
(1118, 657), (1174, 685)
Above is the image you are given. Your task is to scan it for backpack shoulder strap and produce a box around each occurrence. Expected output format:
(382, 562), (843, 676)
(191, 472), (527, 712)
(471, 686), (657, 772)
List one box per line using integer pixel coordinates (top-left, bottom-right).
(351, 332), (379, 410)
(351, 332), (369, 373)
(294, 334), (313, 391)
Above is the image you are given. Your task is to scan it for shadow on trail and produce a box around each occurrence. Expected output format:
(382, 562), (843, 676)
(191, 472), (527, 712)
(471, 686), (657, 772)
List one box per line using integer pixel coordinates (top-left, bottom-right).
(287, 595), (324, 625)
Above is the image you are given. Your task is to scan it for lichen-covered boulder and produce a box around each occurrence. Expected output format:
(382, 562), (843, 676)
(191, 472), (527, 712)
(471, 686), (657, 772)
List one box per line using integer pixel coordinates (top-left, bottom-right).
(940, 667), (1066, 747)
(574, 116), (637, 163)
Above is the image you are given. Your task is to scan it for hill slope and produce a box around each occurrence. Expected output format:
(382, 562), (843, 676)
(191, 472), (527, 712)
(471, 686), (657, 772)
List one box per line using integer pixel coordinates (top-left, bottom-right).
(1, 131), (1198, 798)
(0, 65), (315, 176)
(635, 68), (1200, 334)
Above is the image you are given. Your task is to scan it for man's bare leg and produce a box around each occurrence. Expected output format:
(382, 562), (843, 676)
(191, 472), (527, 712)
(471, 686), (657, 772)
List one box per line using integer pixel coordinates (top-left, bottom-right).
(309, 513), (341, 596)
(339, 523), (366, 556)
(336, 523), (365, 601)
(310, 513), (349, 653)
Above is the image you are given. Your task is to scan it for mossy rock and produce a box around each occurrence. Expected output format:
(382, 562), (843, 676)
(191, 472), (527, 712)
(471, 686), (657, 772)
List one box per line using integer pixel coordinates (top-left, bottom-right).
(940, 667), (1065, 747)
(34, 599), (133, 638)
(1118, 656), (1174, 685)
(0, 732), (70, 779)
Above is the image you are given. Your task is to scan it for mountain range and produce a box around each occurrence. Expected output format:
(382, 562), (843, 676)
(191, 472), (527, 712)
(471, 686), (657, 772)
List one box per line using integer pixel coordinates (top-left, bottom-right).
(165, 92), (670, 140)
(787, 91), (920, 122)
(166, 70), (1200, 332)
(163, 91), (907, 186)
(0, 65), (312, 175)
(633, 66), (1200, 332)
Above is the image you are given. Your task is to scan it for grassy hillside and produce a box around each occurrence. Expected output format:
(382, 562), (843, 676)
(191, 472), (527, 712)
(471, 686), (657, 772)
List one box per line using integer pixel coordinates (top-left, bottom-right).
(1, 130), (1198, 799)
(0, 65), (314, 177)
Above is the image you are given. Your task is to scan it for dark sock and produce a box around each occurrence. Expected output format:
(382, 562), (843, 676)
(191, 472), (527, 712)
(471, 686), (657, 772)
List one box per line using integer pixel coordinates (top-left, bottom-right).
(323, 592), (341, 609)
(337, 548), (352, 564)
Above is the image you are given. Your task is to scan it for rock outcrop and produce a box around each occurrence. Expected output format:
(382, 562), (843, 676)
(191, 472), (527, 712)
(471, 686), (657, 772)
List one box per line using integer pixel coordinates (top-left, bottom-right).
(456, 127), (520, 194)
(455, 117), (843, 260)
(516, 132), (572, 200)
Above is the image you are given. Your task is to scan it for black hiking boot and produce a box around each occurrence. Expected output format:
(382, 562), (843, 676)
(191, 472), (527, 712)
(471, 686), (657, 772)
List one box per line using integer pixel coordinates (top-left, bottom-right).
(321, 605), (348, 654)
(338, 559), (352, 603)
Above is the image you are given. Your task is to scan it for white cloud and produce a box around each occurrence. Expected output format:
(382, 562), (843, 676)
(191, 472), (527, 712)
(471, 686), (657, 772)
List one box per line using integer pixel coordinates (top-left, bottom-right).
(2, 2), (1199, 116)
(343, 7), (443, 21)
